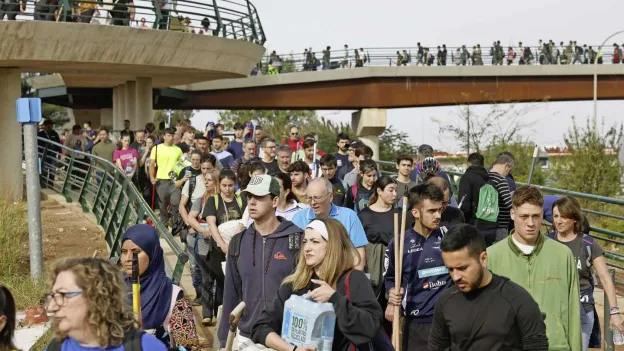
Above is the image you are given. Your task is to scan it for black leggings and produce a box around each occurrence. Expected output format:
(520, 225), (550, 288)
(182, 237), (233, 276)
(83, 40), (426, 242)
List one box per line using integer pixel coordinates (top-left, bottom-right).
(207, 246), (226, 316)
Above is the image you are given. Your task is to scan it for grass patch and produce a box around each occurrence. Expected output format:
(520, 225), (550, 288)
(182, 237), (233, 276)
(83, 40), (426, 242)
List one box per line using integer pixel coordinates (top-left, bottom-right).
(0, 198), (47, 309)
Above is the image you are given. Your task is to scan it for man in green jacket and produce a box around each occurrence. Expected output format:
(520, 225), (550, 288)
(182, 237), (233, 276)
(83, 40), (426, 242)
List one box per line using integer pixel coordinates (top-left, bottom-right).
(487, 185), (581, 351)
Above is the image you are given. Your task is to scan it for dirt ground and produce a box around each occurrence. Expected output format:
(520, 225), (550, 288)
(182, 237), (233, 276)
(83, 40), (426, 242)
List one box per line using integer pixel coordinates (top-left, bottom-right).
(40, 196), (109, 261)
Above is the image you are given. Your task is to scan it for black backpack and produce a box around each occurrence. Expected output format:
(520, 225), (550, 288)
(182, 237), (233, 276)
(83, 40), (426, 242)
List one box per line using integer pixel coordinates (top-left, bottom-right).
(47, 328), (143, 351)
(228, 230), (301, 299)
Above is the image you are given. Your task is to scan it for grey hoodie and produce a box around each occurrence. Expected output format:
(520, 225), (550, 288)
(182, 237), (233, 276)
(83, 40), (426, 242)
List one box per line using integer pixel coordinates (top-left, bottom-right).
(218, 218), (303, 347)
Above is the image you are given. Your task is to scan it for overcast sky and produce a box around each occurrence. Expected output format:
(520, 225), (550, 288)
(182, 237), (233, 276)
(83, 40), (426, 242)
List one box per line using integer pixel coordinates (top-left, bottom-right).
(192, 0), (624, 152)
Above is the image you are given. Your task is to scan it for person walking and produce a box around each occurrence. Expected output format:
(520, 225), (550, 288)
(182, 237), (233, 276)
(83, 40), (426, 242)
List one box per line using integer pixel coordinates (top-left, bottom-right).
(149, 127), (183, 225)
(251, 218), (383, 351)
(429, 223), (549, 350)
(548, 196), (624, 350)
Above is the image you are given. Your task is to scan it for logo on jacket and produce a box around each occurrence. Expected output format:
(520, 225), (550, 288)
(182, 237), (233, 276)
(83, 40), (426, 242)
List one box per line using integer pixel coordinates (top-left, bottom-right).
(274, 252), (287, 260)
(418, 266), (449, 278)
(423, 280), (447, 290)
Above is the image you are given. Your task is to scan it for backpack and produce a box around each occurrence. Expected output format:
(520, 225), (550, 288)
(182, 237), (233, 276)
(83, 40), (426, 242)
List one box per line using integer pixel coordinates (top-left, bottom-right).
(475, 182), (499, 223)
(47, 328), (143, 351)
(345, 271), (394, 351)
(228, 230), (301, 300)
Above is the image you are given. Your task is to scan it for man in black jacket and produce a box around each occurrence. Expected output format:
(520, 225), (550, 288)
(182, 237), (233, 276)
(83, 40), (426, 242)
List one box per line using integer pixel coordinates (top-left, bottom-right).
(429, 224), (548, 350)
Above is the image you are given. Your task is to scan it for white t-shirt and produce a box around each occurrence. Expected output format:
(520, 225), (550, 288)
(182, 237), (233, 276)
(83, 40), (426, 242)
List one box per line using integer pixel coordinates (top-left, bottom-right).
(182, 175), (207, 204)
(512, 235), (535, 255)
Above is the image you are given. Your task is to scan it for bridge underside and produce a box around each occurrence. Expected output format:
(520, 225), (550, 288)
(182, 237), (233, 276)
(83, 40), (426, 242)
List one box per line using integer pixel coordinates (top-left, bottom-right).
(40, 74), (624, 110)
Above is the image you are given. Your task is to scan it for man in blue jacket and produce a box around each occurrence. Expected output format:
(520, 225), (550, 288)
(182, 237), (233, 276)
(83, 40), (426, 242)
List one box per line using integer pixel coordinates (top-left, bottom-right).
(218, 175), (304, 351)
(384, 183), (452, 351)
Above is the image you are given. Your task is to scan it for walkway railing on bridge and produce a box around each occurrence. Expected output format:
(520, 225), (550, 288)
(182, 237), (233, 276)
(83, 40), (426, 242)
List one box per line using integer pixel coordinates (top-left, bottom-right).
(35, 137), (188, 284)
(2, 0), (265, 44)
(261, 45), (620, 74)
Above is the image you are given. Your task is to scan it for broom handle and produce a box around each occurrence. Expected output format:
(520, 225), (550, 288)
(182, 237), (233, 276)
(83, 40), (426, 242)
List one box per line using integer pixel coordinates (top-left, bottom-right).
(392, 212), (400, 349)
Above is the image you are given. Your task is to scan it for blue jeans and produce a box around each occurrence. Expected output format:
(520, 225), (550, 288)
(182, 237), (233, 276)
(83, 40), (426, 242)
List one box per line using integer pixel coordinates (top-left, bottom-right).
(581, 309), (595, 351)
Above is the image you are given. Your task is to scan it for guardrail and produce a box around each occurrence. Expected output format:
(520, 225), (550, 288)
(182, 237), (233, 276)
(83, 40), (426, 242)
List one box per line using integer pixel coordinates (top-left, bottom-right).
(2, 0), (265, 44)
(35, 137), (188, 284)
(260, 45), (621, 73)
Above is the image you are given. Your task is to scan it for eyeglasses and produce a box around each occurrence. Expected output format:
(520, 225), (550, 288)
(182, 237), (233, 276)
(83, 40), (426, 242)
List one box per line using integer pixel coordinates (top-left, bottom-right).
(44, 291), (83, 308)
(305, 192), (330, 204)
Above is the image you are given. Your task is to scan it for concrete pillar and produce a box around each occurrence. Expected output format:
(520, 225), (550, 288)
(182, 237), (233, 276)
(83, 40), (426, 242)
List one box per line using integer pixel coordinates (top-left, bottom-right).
(351, 108), (387, 161)
(0, 69), (23, 200)
(135, 77), (153, 130)
(125, 80), (136, 130)
(112, 86), (120, 131)
(113, 84), (126, 132)
(101, 108), (113, 129)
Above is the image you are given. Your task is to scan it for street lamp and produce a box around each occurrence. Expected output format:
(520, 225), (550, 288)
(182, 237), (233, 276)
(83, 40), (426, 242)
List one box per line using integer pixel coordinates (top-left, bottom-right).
(593, 30), (624, 131)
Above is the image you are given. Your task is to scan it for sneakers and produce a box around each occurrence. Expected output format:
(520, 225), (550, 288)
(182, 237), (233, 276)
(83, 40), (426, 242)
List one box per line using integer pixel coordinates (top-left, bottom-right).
(202, 317), (212, 326)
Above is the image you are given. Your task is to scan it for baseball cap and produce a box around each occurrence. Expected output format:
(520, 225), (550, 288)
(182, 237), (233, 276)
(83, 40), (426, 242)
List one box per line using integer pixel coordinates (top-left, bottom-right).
(242, 175), (280, 197)
(39, 118), (52, 126)
(350, 140), (364, 149)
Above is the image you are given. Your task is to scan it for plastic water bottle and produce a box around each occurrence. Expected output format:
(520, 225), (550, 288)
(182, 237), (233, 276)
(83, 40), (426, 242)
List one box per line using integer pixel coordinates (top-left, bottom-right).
(614, 328), (624, 345)
(282, 295), (335, 351)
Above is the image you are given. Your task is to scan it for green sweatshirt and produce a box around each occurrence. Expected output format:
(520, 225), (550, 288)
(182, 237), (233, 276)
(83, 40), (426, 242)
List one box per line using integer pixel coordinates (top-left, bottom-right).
(487, 233), (582, 351)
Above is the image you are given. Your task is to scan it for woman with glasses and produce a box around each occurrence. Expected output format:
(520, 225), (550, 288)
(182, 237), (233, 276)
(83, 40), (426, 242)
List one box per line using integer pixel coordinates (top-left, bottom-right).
(0, 285), (17, 351)
(120, 224), (199, 349)
(251, 218), (383, 351)
(44, 257), (166, 350)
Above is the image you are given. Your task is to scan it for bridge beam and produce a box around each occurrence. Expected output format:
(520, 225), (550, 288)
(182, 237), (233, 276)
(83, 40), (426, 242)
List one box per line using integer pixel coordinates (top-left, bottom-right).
(351, 108), (387, 161)
(0, 69), (23, 200)
(136, 77), (153, 130)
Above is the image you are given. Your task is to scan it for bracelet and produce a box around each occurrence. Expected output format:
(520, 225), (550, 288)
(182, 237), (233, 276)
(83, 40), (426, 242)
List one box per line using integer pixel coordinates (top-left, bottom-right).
(611, 307), (620, 313)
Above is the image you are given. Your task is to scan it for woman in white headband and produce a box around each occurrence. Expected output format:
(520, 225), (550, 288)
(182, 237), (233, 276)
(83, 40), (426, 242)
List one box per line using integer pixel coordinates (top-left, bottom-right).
(251, 218), (383, 351)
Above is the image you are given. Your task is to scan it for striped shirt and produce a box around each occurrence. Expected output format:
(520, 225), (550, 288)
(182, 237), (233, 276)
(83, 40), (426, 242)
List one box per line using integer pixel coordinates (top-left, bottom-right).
(488, 172), (513, 228)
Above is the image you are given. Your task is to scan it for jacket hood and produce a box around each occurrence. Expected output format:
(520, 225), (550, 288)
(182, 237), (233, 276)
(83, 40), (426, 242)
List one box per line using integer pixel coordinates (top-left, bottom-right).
(247, 217), (302, 239)
(467, 165), (489, 181)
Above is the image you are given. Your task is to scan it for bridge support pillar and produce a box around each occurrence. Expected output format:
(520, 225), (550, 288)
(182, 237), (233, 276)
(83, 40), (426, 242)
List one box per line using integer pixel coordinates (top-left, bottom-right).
(135, 77), (153, 129)
(125, 81), (137, 130)
(101, 108), (113, 129)
(0, 69), (23, 200)
(351, 108), (387, 161)
(113, 84), (126, 133)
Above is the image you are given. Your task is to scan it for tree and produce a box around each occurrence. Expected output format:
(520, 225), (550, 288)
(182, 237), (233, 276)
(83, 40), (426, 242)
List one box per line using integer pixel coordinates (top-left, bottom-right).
(378, 125), (417, 173)
(550, 116), (623, 197)
(217, 110), (321, 144)
(153, 110), (196, 129)
(42, 103), (69, 126)
(433, 93), (546, 153)
(281, 56), (297, 73)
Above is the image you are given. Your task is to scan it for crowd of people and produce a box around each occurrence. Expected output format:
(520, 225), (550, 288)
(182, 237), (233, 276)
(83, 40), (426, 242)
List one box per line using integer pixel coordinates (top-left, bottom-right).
(258, 40), (624, 75)
(22, 120), (624, 350)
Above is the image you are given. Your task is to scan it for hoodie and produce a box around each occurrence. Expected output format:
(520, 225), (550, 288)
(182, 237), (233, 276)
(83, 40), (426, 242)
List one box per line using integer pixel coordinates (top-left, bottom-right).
(218, 218), (303, 348)
(457, 166), (489, 224)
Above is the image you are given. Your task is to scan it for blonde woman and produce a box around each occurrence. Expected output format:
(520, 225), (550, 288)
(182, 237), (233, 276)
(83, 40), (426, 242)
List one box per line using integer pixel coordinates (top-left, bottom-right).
(251, 218), (383, 351)
(44, 257), (166, 350)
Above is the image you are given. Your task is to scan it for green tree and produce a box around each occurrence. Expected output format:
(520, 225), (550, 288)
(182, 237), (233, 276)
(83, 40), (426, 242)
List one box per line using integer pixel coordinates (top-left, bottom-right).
(281, 56), (297, 73)
(217, 110), (321, 143)
(42, 103), (69, 126)
(153, 110), (196, 129)
(550, 116), (623, 197)
(378, 125), (417, 174)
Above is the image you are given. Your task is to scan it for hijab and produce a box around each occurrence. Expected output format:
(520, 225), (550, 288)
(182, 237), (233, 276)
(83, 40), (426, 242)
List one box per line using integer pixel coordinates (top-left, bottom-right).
(122, 224), (173, 330)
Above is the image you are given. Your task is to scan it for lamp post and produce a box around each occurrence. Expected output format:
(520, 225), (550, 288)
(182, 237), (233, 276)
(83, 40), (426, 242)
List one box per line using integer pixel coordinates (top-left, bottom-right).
(593, 30), (624, 131)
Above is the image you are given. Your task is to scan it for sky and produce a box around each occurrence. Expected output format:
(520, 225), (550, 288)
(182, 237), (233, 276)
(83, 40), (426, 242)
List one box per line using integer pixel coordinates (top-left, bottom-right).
(191, 0), (624, 153)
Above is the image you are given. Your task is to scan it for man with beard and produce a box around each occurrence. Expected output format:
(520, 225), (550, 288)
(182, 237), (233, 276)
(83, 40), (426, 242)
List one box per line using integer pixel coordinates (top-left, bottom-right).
(384, 183), (451, 350)
(428, 223), (548, 350)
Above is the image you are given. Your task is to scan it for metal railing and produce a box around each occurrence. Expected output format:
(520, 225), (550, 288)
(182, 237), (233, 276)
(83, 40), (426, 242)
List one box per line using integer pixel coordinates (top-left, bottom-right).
(1, 0), (265, 44)
(259, 44), (622, 74)
(35, 137), (188, 284)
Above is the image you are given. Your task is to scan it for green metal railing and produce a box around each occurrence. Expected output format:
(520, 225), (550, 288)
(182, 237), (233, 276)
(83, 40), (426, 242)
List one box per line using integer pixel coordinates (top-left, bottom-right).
(36, 137), (188, 284)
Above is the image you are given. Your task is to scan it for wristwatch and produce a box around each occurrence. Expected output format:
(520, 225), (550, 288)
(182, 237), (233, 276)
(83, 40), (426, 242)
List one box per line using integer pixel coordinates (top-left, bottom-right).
(611, 307), (620, 315)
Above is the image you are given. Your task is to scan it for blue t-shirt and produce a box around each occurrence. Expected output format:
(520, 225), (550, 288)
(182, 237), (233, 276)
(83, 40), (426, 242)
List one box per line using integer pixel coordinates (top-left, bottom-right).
(290, 203), (369, 248)
(47, 334), (167, 351)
